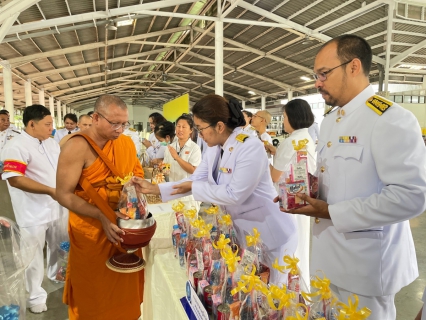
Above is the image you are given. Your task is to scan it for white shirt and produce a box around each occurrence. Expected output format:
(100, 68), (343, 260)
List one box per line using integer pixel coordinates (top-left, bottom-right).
(163, 138), (201, 182)
(159, 128), (297, 252)
(146, 132), (162, 160)
(123, 128), (141, 155)
(313, 85), (426, 296)
(196, 136), (208, 157)
(308, 122), (320, 142)
(1, 131), (60, 227)
(242, 124), (258, 137)
(259, 131), (272, 145)
(54, 127), (79, 143)
(0, 127), (21, 154)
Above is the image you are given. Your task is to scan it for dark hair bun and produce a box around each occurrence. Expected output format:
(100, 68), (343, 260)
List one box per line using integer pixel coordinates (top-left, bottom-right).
(227, 98), (246, 127)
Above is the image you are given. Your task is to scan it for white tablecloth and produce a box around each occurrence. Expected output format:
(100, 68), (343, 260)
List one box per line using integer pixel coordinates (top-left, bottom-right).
(142, 203), (188, 320)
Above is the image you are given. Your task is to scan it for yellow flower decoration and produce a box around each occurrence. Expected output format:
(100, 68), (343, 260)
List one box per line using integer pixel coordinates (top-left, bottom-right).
(336, 294), (371, 320)
(172, 201), (185, 212)
(292, 139), (309, 151)
(205, 205), (219, 215)
(245, 228), (261, 247)
(218, 214), (233, 226)
(117, 172), (134, 185)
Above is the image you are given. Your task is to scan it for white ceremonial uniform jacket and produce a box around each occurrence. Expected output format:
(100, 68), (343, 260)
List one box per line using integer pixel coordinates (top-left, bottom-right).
(0, 127), (21, 153)
(146, 132), (163, 160)
(312, 85), (426, 296)
(1, 131), (61, 227)
(123, 128), (141, 156)
(54, 127), (79, 143)
(242, 124), (258, 137)
(159, 128), (297, 251)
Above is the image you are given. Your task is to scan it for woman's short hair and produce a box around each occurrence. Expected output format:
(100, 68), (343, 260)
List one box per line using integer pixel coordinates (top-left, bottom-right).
(176, 113), (194, 129)
(191, 94), (245, 129)
(283, 99), (314, 130)
(242, 110), (253, 118)
(149, 112), (166, 126)
(154, 121), (175, 140)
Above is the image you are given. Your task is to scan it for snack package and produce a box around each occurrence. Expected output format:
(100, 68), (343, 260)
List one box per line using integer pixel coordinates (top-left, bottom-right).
(55, 241), (70, 282)
(0, 217), (37, 320)
(278, 139), (317, 210)
(118, 180), (148, 219)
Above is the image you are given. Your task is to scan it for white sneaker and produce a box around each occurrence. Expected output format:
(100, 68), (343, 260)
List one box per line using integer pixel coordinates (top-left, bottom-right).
(30, 303), (47, 313)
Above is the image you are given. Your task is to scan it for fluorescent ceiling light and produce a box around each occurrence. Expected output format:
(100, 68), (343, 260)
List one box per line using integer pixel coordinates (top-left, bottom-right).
(300, 76), (311, 81)
(398, 64), (426, 70)
(117, 19), (134, 27)
(280, 99), (288, 104)
(248, 91), (256, 95)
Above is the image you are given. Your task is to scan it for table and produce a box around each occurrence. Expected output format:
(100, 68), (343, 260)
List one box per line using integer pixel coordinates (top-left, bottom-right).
(142, 202), (189, 320)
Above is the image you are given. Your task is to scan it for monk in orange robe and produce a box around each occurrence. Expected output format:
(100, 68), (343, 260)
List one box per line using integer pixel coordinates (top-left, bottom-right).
(57, 95), (144, 320)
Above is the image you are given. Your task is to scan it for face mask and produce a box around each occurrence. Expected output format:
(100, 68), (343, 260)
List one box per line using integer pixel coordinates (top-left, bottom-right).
(160, 141), (169, 146)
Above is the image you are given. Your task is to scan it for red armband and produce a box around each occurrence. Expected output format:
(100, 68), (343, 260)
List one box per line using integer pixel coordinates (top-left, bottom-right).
(3, 159), (27, 175)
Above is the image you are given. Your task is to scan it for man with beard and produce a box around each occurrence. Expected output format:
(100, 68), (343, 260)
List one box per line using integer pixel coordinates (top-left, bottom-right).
(282, 34), (426, 319)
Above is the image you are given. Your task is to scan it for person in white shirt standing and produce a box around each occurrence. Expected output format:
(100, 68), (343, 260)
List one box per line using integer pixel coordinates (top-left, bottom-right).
(308, 121), (320, 143)
(54, 113), (79, 143)
(163, 115), (201, 207)
(241, 110), (257, 137)
(1, 104), (63, 314)
(0, 110), (20, 154)
(142, 112), (166, 161)
(123, 127), (141, 156)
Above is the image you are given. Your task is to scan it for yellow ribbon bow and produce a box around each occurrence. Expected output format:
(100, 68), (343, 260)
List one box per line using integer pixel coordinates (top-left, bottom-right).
(183, 208), (197, 220)
(231, 265), (265, 295)
(218, 214), (233, 226)
(172, 201), (185, 212)
(337, 295), (372, 320)
(266, 284), (296, 311)
(162, 163), (171, 170)
(292, 139), (309, 151)
(245, 228), (261, 247)
(212, 234), (230, 251)
(190, 217), (204, 229)
(273, 255), (300, 275)
(301, 274), (334, 303)
(221, 245), (241, 273)
(194, 223), (212, 238)
(285, 304), (310, 320)
(116, 172), (134, 185)
(205, 205), (219, 215)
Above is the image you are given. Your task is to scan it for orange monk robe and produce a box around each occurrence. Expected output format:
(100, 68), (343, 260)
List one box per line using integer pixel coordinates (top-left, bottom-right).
(63, 135), (144, 320)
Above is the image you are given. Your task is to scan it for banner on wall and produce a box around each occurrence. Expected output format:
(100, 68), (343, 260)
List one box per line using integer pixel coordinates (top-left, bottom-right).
(163, 94), (190, 122)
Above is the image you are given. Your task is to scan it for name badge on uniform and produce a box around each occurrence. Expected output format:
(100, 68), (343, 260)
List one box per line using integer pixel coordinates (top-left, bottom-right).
(219, 167), (232, 174)
(339, 136), (357, 143)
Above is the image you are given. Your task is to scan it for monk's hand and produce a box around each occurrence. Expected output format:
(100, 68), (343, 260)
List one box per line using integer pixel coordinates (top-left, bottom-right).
(171, 181), (192, 195)
(99, 215), (125, 245)
(168, 145), (179, 160)
(132, 176), (160, 195)
(282, 193), (330, 219)
(0, 219), (10, 228)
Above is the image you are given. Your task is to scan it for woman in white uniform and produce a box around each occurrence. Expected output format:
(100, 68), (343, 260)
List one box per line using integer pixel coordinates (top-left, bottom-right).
(270, 99), (316, 281)
(133, 94), (297, 284)
(241, 110), (257, 137)
(142, 112), (166, 161)
(161, 117), (202, 209)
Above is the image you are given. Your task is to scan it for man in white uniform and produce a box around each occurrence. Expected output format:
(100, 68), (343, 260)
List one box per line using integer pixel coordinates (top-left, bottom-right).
(287, 35), (426, 319)
(123, 127), (141, 156)
(1, 104), (63, 314)
(1, 109), (19, 131)
(0, 110), (20, 154)
(54, 113), (79, 143)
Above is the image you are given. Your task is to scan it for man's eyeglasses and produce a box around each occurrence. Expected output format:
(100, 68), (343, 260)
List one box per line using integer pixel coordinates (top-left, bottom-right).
(96, 112), (130, 130)
(312, 59), (353, 82)
(253, 114), (265, 121)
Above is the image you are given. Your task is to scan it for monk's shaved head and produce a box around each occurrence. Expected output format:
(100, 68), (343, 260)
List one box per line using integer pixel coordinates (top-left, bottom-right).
(94, 95), (127, 115)
(257, 110), (272, 125)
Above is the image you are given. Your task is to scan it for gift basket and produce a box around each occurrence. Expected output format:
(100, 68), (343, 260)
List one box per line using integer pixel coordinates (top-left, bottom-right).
(106, 180), (156, 273)
(278, 139), (318, 210)
(53, 207), (70, 283)
(169, 205), (372, 320)
(0, 217), (37, 319)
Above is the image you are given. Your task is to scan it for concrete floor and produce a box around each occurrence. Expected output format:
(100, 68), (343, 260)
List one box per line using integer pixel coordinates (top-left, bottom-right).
(1, 180), (425, 319)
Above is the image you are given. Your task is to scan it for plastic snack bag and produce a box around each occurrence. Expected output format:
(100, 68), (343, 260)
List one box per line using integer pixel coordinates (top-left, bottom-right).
(278, 139), (317, 210)
(118, 180), (148, 219)
(0, 217), (37, 319)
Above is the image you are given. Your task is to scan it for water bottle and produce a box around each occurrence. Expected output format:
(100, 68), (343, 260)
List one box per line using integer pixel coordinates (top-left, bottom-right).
(210, 261), (221, 286)
(178, 233), (187, 268)
(172, 225), (181, 250)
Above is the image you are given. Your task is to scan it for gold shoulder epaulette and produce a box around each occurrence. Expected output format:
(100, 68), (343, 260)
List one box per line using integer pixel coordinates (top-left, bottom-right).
(366, 95), (392, 116)
(128, 128), (136, 132)
(236, 133), (249, 143)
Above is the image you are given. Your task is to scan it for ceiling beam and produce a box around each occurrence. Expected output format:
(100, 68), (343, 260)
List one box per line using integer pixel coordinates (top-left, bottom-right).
(0, 12), (19, 43)
(8, 26), (190, 67)
(389, 38), (426, 67)
(6, 0), (199, 35)
(0, 0), (41, 24)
